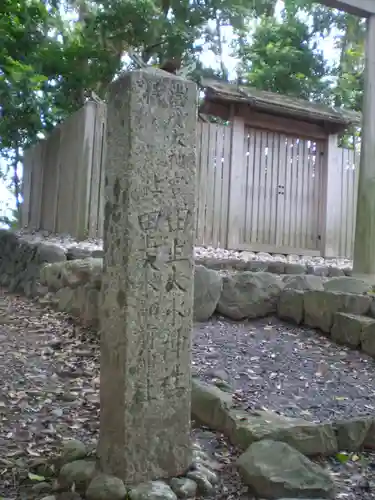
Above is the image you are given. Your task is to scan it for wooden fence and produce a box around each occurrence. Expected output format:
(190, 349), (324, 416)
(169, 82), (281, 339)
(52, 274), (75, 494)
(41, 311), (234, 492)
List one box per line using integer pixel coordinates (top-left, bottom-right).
(22, 101), (360, 258)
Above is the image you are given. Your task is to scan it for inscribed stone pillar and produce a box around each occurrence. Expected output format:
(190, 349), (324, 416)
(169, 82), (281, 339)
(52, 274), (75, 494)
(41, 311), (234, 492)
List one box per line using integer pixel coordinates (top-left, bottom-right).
(98, 69), (197, 485)
(353, 14), (375, 274)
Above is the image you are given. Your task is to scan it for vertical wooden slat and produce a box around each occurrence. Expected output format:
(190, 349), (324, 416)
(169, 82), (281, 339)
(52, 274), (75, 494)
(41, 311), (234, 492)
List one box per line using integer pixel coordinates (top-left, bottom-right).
(205, 124), (217, 245)
(244, 128), (255, 243)
(269, 133), (279, 246)
(263, 132), (273, 244)
(250, 129), (261, 243)
(212, 126), (224, 247)
(295, 139), (303, 248)
(195, 121), (203, 243)
(220, 126), (231, 247)
(257, 131), (268, 243)
(196, 122), (209, 245)
(227, 116), (245, 249)
(276, 134), (287, 247)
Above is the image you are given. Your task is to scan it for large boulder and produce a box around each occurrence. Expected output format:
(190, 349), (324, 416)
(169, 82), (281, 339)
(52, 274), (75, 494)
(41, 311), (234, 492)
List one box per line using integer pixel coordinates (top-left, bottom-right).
(277, 290), (304, 324)
(194, 266), (222, 322)
(303, 291), (371, 333)
(236, 440), (335, 499)
(283, 274), (324, 291)
(216, 272), (284, 320)
(331, 312), (375, 348)
(323, 277), (372, 295)
(225, 408), (337, 456)
(40, 258), (103, 291)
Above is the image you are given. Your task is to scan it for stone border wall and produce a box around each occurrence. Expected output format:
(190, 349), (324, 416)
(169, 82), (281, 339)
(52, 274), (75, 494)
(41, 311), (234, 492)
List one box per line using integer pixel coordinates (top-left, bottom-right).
(1, 230), (374, 358)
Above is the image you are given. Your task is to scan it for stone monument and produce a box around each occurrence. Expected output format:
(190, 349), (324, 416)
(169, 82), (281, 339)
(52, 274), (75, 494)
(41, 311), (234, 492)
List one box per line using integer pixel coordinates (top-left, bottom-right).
(98, 68), (197, 485)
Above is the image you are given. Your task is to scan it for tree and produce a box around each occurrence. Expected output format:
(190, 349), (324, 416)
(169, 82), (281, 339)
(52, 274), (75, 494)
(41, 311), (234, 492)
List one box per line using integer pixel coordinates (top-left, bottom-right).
(237, 14), (331, 101)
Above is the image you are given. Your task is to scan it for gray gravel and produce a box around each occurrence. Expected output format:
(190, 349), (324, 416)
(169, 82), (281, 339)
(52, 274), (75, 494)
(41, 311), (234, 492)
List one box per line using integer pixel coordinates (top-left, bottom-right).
(193, 316), (375, 423)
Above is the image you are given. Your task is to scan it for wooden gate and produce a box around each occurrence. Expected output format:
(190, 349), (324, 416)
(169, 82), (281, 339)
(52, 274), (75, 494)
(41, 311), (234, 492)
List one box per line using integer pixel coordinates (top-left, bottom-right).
(238, 127), (325, 254)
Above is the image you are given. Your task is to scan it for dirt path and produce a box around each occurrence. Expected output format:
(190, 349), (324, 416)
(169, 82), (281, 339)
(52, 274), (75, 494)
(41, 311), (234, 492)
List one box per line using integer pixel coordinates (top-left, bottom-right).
(0, 289), (374, 499)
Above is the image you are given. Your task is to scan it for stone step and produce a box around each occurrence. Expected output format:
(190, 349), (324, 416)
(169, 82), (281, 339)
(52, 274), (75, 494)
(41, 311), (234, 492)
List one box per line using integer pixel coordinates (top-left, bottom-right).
(331, 312), (375, 355)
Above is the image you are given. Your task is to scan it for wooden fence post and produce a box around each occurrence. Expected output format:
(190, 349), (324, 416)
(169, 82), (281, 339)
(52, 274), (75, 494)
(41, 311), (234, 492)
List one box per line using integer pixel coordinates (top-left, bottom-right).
(226, 114), (245, 249)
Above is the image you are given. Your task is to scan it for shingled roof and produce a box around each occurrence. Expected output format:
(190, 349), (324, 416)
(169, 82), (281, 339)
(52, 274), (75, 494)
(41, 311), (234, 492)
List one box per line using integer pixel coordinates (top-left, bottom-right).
(201, 79), (362, 129)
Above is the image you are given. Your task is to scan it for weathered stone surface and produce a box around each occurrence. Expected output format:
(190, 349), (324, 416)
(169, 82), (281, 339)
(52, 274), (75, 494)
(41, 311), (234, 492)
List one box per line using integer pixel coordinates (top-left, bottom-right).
(217, 272), (284, 320)
(191, 379), (233, 431)
(194, 265), (222, 322)
(37, 242), (66, 263)
(323, 277), (372, 294)
(363, 420), (375, 449)
(186, 470), (214, 494)
(170, 477), (197, 498)
(59, 460), (97, 493)
(236, 440), (335, 499)
(67, 246), (94, 260)
(41, 258), (103, 291)
(303, 291), (371, 333)
(283, 275), (324, 291)
(266, 261), (285, 274)
(60, 439), (88, 465)
(307, 265), (329, 277)
(277, 290), (304, 324)
(128, 481), (177, 500)
(360, 319), (375, 356)
(225, 408), (337, 456)
(328, 267), (345, 277)
(86, 474), (127, 500)
(284, 263), (306, 275)
(331, 313), (375, 348)
(334, 417), (373, 451)
(56, 287), (75, 313)
(98, 70), (196, 483)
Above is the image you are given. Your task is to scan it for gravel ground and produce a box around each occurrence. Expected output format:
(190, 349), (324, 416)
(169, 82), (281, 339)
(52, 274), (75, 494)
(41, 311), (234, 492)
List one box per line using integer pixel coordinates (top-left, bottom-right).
(0, 289), (374, 499)
(15, 229), (353, 268)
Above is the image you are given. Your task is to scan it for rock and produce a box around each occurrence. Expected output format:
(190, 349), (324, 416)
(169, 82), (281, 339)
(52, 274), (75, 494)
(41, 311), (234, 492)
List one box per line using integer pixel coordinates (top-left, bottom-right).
(331, 313), (375, 348)
(194, 265), (223, 322)
(31, 481), (53, 494)
(86, 474), (127, 500)
(324, 277), (372, 294)
(225, 408), (337, 456)
(60, 439), (88, 465)
(191, 379), (233, 431)
(56, 494), (83, 500)
(266, 261), (285, 274)
(307, 265), (329, 277)
(236, 440), (335, 499)
(40, 496), (57, 500)
(170, 477), (197, 498)
(247, 261), (268, 272)
(334, 417), (373, 451)
(67, 246), (94, 260)
(360, 319), (375, 356)
(56, 288), (75, 313)
(277, 290), (304, 324)
(283, 275), (324, 291)
(217, 272), (283, 320)
(37, 242), (67, 263)
(128, 480), (177, 500)
(363, 420), (375, 449)
(284, 263), (306, 275)
(303, 291), (371, 333)
(186, 470), (214, 494)
(193, 463), (219, 484)
(328, 267), (345, 277)
(59, 460), (96, 493)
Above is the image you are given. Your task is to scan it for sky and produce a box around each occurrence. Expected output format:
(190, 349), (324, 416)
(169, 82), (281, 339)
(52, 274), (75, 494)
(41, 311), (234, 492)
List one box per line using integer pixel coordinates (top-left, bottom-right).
(0, 0), (342, 222)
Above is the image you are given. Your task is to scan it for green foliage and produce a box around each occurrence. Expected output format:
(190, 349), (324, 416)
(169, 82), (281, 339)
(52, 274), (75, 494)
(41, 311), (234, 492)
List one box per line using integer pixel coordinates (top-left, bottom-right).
(238, 15), (330, 101)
